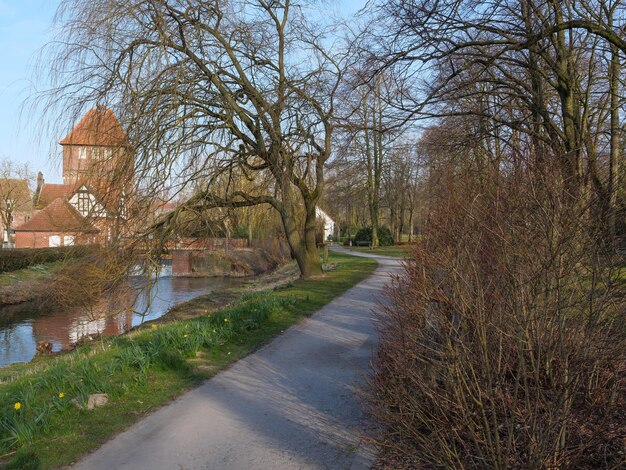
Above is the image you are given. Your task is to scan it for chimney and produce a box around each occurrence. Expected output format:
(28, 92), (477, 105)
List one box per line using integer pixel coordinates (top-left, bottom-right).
(33, 172), (44, 207)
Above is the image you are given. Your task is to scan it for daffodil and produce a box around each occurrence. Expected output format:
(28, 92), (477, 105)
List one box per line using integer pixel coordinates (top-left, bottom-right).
(151, 324), (157, 329)
(224, 318), (229, 323)
(58, 392), (65, 399)
(13, 402), (21, 411)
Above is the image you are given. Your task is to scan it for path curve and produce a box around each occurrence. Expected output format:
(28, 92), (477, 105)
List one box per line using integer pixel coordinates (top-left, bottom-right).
(73, 247), (402, 470)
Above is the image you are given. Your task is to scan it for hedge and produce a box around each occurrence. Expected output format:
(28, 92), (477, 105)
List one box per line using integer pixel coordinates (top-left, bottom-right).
(0, 245), (98, 273)
(353, 226), (395, 246)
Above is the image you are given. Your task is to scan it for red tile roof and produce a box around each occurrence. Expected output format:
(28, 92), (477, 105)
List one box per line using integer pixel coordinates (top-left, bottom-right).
(37, 183), (77, 208)
(59, 106), (129, 147)
(15, 198), (99, 233)
(37, 180), (122, 216)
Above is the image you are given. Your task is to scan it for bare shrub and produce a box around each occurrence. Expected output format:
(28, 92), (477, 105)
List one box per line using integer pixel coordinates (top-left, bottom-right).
(47, 247), (136, 313)
(367, 165), (626, 469)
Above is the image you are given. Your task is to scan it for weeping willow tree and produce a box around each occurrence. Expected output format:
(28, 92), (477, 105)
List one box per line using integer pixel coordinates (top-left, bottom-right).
(41, 0), (345, 277)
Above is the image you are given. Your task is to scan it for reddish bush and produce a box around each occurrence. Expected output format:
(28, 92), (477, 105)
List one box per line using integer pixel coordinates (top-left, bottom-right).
(366, 167), (626, 469)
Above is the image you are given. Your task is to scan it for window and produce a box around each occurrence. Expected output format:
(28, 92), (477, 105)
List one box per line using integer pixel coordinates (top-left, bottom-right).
(78, 147), (87, 159)
(77, 190), (90, 215)
(63, 236), (75, 246)
(104, 148), (113, 159)
(91, 147), (100, 160)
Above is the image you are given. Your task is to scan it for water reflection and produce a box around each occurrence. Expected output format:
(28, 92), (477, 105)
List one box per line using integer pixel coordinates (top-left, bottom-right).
(0, 276), (241, 367)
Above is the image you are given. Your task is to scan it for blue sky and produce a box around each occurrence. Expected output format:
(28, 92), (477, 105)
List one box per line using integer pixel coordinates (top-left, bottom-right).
(0, 0), (367, 183)
(0, 0), (60, 180)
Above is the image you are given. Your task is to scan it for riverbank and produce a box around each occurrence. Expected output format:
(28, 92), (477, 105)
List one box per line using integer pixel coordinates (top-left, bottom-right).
(0, 262), (67, 306)
(0, 251), (377, 469)
(0, 246), (288, 367)
(0, 246), (285, 310)
(161, 261), (301, 323)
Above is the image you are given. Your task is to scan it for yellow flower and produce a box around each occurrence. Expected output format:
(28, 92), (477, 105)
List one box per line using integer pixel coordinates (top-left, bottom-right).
(224, 318), (229, 323)
(151, 324), (157, 329)
(183, 334), (188, 338)
(58, 392), (65, 399)
(13, 402), (21, 411)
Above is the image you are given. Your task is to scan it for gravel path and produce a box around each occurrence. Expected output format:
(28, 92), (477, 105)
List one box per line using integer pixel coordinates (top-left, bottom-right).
(73, 247), (402, 470)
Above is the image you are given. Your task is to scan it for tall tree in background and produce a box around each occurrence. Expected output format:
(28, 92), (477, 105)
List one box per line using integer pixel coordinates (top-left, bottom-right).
(43, 0), (343, 277)
(382, 143), (421, 242)
(336, 72), (407, 246)
(370, 0), (625, 235)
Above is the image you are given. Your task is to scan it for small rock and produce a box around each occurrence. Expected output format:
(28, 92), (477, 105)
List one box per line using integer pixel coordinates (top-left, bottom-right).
(36, 341), (52, 355)
(87, 393), (109, 410)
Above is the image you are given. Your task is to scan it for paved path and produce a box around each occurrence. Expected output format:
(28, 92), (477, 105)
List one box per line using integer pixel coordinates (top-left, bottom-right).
(73, 247), (402, 470)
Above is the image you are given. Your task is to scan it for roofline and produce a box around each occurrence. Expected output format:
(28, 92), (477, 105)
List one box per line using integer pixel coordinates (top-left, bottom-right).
(58, 141), (133, 147)
(14, 228), (100, 233)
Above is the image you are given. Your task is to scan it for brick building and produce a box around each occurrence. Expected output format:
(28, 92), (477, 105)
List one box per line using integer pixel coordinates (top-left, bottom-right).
(14, 198), (99, 248)
(59, 105), (132, 186)
(15, 107), (133, 248)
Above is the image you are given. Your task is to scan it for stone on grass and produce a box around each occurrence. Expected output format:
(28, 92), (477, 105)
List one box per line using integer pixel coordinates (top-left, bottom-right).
(87, 393), (109, 410)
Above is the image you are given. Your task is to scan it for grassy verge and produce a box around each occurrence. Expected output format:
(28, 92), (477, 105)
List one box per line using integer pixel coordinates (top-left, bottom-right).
(0, 251), (377, 469)
(0, 263), (62, 289)
(346, 245), (411, 258)
(0, 262), (73, 307)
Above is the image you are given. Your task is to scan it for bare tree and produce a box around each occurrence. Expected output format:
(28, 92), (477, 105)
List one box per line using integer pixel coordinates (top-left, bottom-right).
(382, 143), (421, 242)
(369, 0), (625, 220)
(41, 0), (345, 276)
(335, 70), (409, 246)
(0, 159), (33, 248)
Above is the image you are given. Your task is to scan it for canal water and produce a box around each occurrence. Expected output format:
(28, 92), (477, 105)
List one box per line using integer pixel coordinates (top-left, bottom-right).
(0, 276), (242, 368)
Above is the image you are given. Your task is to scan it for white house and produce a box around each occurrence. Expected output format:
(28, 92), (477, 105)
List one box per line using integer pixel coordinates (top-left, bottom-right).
(315, 207), (336, 242)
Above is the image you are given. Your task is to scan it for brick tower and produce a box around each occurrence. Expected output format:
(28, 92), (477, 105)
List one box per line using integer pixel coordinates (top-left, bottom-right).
(59, 106), (132, 185)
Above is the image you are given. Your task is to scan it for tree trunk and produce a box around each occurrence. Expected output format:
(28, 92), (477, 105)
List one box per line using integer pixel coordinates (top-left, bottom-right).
(551, 0), (584, 192)
(608, 41), (621, 240)
(280, 187), (322, 278)
(363, 90), (379, 248)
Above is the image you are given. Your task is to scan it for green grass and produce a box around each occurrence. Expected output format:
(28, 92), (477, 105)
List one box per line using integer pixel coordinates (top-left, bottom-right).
(0, 262), (66, 289)
(346, 245), (411, 258)
(0, 251), (377, 469)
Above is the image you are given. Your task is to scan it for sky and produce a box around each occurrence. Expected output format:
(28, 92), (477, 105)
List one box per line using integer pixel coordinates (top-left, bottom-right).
(0, 0), (60, 180)
(0, 0), (367, 184)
